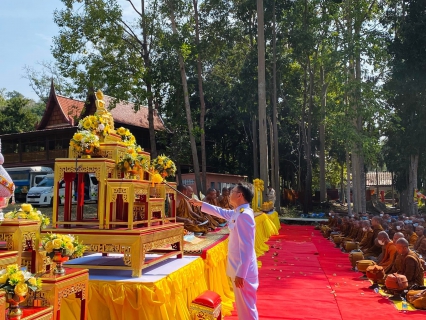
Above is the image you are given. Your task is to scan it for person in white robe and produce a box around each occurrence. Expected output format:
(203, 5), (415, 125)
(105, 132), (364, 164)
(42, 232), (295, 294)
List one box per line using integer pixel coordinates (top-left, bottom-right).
(190, 182), (258, 320)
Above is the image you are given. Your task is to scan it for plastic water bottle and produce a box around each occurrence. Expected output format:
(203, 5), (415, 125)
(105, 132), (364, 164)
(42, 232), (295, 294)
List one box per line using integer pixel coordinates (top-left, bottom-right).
(402, 298), (408, 312)
(374, 288), (379, 294)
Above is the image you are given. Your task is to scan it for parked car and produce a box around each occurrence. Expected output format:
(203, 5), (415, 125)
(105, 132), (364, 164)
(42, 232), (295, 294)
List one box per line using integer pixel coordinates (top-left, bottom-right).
(26, 173), (98, 206)
(5, 167), (53, 202)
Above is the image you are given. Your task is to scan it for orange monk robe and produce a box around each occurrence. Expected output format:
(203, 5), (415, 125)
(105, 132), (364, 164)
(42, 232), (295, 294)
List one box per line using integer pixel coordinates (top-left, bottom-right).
(408, 233), (418, 246)
(192, 204), (219, 229)
(176, 199), (209, 233)
(219, 195), (233, 209)
(414, 235), (426, 256)
(203, 198), (226, 224)
(379, 241), (398, 273)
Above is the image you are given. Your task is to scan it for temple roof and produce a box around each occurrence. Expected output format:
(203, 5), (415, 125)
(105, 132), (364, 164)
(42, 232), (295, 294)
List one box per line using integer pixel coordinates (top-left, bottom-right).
(37, 82), (165, 131)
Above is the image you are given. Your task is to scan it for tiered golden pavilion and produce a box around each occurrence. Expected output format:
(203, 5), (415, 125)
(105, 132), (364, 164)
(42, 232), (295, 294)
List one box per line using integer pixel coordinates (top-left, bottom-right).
(44, 90), (184, 277)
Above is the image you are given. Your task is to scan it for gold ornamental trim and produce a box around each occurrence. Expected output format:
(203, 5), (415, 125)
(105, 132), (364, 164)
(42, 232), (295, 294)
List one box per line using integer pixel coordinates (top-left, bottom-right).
(190, 303), (222, 320)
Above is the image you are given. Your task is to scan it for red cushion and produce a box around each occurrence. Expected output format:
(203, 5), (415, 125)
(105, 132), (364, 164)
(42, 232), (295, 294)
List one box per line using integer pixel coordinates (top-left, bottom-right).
(193, 290), (221, 307)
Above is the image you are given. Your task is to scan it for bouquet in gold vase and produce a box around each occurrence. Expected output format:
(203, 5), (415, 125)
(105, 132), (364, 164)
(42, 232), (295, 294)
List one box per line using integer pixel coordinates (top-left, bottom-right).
(151, 155), (176, 178)
(0, 264), (42, 317)
(70, 130), (100, 157)
(116, 127), (137, 146)
(41, 233), (86, 274)
(117, 149), (149, 178)
(4, 203), (50, 229)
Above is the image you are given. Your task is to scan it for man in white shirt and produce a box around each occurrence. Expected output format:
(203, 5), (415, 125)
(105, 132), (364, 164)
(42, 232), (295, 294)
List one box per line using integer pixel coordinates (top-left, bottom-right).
(267, 185), (276, 203)
(189, 183), (258, 320)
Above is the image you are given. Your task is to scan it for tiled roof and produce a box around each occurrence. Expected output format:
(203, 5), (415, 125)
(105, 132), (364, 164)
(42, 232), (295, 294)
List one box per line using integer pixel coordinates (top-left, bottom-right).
(56, 95), (86, 126)
(104, 95), (165, 131)
(366, 171), (393, 186)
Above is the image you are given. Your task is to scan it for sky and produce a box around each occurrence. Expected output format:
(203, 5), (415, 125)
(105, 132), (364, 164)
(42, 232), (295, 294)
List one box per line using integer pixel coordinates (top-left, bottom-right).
(0, 1), (67, 101)
(0, 1), (140, 102)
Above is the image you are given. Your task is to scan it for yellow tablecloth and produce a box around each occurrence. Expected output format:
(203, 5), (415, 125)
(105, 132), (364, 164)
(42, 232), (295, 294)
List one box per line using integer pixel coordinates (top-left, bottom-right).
(204, 238), (234, 316)
(254, 213), (279, 257)
(267, 211), (281, 230)
(61, 258), (207, 320)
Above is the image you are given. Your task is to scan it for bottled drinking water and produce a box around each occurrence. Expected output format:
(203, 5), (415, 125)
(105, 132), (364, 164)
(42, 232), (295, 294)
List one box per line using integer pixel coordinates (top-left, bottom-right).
(401, 298), (408, 312)
(374, 288), (379, 294)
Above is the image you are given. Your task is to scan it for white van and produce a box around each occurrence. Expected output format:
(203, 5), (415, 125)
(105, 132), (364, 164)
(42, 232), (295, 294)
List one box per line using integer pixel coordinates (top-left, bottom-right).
(5, 166), (53, 202)
(26, 173), (98, 206)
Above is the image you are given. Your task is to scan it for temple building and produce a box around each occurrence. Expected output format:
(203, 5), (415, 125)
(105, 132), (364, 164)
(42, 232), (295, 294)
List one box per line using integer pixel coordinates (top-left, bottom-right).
(0, 83), (165, 168)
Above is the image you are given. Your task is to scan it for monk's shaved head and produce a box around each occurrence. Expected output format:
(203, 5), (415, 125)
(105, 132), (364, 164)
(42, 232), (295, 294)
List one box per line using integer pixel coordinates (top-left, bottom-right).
(378, 231), (390, 241)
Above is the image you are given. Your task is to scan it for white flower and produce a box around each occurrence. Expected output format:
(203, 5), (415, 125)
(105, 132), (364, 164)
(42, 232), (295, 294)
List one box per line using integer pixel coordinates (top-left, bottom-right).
(98, 124), (105, 131)
(23, 271), (33, 281)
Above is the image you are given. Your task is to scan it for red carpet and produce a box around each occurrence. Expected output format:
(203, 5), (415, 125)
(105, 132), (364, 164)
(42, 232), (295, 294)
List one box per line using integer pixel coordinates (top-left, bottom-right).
(225, 224), (426, 319)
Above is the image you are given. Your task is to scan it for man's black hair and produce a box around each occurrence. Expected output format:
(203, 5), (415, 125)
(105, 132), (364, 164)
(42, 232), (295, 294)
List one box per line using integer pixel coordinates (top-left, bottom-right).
(235, 183), (254, 203)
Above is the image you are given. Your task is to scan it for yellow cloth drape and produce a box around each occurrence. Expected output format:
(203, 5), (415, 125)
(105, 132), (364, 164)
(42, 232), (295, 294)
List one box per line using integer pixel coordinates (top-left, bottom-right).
(204, 238), (235, 316)
(60, 258), (207, 320)
(254, 213), (279, 258)
(267, 211), (281, 231)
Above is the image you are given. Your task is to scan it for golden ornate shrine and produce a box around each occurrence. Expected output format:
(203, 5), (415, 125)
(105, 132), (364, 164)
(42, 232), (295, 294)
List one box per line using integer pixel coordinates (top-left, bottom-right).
(43, 90), (184, 277)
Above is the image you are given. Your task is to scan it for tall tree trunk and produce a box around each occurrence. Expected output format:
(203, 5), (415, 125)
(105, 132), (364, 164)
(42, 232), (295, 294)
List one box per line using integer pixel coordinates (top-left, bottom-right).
(304, 58), (314, 213)
(269, 117), (274, 187)
(346, 150), (352, 215)
(168, 4), (202, 193)
(352, 152), (359, 213)
(408, 154), (419, 216)
(252, 116), (259, 178)
(141, 0), (157, 158)
(340, 162), (345, 203)
(376, 167), (379, 200)
(272, 0), (280, 208)
(319, 66), (328, 203)
(257, 0), (268, 194)
(192, 0), (207, 193)
(301, 64), (308, 212)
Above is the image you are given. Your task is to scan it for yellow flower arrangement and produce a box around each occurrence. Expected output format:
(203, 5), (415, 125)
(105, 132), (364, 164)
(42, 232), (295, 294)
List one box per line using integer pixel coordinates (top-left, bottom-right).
(151, 155), (176, 178)
(117, 152), (150, 173)
(41, 233), (86, 259)
(78, 115), (110, 138)
(0, 264), (42, 297)
(70, 130), (100, 156)
(4, 203), (50, 229)
(117, 127), (137, 146)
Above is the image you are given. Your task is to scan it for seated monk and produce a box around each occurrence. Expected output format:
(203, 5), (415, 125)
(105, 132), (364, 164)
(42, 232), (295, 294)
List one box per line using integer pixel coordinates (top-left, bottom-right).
(185, 185), (219, 229)
(176, 185), (209, 235)
(387, 232), (406, 275)
(218, 187), (233, 209)
(203, 188), (226, 224)
(376, 231), (398, 275)
(363, 216), (384, 261)
(414, 227), (426, 256)
(405, 223), (418, 247)
(359, 220), (374, 252)
(355, 221), (366, 243)
(394, 238), (425, 288)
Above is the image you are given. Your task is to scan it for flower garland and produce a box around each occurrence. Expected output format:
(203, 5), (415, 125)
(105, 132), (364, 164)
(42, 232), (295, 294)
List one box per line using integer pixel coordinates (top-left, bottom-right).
(4, 203), (50, 229)
(41, 233), (86, 259)
(0, 264), (42, 297)
(69, 130), (100, 156)
(151, 155), (176, 178)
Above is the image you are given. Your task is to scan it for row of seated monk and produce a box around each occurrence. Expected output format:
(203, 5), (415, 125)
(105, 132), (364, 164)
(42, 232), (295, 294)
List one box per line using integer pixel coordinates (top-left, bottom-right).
(321, 211), (425, 298)
(176, 185), (232, 235)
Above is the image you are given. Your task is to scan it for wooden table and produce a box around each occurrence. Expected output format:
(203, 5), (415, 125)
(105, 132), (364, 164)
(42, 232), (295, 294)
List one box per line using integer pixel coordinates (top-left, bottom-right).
(44, 224), (184, 277)
(27, 269), (88, 320)
(0, 220), (40, 265)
